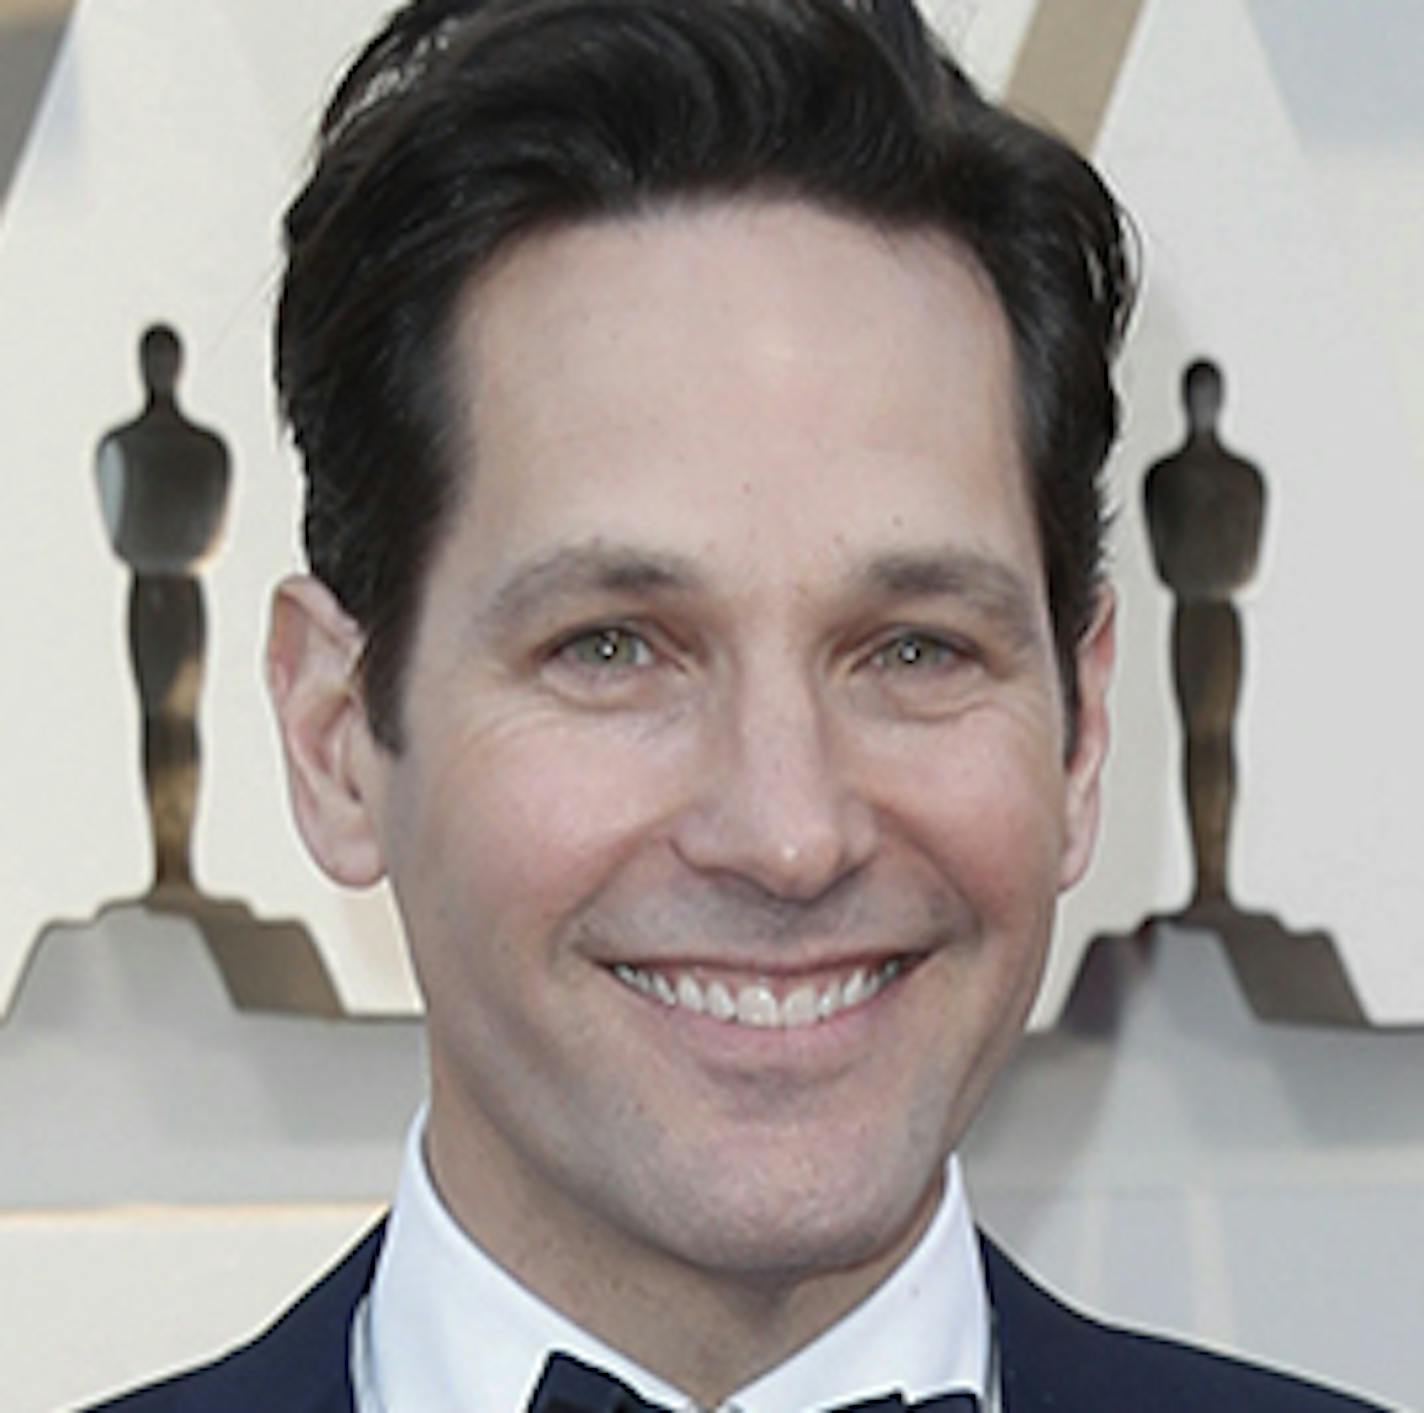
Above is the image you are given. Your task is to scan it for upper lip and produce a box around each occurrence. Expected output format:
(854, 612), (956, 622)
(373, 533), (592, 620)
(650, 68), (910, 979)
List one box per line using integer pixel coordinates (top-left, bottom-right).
(597, 946), (929, 977)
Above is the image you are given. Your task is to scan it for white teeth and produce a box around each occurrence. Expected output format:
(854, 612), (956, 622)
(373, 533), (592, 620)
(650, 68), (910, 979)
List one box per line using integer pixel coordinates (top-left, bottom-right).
(706, 980), (736, 1020)
(613, 958), (906, 1029)
(736, 983), (779, 1027)
(781, 984), (819, 1028)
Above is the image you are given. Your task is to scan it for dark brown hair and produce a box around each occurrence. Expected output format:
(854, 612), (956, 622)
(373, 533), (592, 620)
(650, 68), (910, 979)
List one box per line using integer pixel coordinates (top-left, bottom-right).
(277, 0), (1134, 747)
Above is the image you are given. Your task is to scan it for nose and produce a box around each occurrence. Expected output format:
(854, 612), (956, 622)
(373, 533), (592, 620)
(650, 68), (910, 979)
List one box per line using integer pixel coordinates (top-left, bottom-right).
(670, 664), (880, 901)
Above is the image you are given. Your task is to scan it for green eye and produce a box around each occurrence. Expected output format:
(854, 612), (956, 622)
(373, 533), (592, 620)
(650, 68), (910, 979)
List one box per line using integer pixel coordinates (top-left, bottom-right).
(561, 627), (652, 669)
(872, 633), (960, 671)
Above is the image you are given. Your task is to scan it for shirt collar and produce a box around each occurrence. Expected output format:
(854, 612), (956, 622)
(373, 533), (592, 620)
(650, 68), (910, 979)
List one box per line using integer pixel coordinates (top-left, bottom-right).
(362, 1109), (989, 1412)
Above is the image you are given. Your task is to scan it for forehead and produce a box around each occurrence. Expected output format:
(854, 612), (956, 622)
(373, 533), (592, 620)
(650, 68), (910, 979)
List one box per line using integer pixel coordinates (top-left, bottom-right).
(440, 199), (1036, 594)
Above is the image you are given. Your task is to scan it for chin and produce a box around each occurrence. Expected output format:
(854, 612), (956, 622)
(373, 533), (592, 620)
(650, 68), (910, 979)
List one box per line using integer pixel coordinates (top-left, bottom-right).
(622, 1135), (948, 1287)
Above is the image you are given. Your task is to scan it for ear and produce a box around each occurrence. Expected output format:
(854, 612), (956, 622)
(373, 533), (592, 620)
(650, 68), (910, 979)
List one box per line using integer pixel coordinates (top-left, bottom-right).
(266, 575), (388, 887)
(1058, 587), (1116, 892)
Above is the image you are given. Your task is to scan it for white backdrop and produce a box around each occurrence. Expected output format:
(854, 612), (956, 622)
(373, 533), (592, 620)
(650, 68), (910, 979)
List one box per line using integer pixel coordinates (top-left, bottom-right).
(3, 0), (1421, 1025)
(2, 2), (1422, 1410)
(0, 0), (412, 1015)
(1050, 0), (1424, 1024)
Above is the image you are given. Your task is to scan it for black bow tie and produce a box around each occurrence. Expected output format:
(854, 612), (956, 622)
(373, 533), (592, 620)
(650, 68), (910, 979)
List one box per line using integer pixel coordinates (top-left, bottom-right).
(529, 1351), (979, 1412)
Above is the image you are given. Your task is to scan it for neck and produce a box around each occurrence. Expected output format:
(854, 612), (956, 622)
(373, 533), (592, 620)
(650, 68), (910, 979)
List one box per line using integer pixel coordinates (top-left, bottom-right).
(424, 1091), (944, 1407)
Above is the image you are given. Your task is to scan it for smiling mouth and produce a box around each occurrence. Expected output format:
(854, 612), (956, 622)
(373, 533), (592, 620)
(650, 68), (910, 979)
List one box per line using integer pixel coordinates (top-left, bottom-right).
(609, 956), (914, 1029)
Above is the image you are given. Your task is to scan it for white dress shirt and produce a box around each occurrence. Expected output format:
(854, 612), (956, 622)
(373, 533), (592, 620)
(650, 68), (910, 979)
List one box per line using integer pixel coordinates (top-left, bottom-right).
(352, 1111), (993, 1412)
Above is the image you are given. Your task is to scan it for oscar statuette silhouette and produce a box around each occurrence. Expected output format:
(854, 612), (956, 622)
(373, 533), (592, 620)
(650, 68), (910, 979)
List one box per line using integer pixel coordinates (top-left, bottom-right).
(94, 324), (342, 1014)
(1140, 359), (1363, 1024)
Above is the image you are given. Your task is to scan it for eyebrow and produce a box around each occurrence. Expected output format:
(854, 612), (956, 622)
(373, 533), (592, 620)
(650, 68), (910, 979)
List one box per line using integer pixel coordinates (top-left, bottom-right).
(856, 549), (1043, 650)
(484, 542), (708, 628)
(481, 540), (1043, 648)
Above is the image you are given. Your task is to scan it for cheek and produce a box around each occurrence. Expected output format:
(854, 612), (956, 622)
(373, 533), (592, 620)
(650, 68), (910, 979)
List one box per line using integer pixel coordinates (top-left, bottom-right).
(397, 712), (690, 948)
(887, 716), (1069, 933)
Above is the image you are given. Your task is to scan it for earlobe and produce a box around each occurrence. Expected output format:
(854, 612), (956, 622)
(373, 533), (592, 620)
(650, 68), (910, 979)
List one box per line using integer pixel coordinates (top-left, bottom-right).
(266, 574), (389, 887)
(1058, 588), (1116, 891)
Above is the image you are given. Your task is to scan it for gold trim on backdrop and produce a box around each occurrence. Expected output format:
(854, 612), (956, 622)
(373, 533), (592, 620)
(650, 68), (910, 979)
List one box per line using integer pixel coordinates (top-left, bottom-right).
(0, 0), (73, 219)
(0, 0), (72, 23)
(1006, 0), (1146, 153)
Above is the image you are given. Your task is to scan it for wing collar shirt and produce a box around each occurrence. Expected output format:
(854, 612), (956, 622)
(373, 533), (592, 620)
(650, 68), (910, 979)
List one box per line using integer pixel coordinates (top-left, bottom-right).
(353, 1111), (992, 1412)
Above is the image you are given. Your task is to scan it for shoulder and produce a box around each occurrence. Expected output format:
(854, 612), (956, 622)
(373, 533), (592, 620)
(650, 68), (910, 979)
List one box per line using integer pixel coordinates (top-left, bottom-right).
(980, 1236), (1388, 1412)
(86, 1222), (386, 1413)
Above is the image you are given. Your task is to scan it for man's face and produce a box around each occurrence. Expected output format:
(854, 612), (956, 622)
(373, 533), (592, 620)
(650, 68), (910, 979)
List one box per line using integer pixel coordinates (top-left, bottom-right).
(312, 200), (1110, 1299)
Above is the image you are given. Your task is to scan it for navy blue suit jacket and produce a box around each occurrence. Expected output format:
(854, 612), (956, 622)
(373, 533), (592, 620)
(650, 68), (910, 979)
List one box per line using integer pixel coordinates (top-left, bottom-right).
(92, 1224), (1387, 1411)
